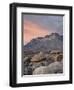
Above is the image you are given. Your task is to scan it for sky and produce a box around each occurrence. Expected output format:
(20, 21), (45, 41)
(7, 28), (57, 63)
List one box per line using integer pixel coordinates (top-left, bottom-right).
(23, 14), (63, 45)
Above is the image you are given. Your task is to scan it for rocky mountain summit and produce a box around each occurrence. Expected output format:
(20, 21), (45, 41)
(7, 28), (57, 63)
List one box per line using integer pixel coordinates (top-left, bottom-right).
(23, 33), (63, 75)
(24, 33), (63, 53)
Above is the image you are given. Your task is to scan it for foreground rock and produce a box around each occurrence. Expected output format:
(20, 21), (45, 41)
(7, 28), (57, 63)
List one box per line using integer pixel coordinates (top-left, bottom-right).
(33, 61), (63, 75)
(48, 50), (63, 62)
(31, 52), (46, 62)
(23, 50), (63, 75)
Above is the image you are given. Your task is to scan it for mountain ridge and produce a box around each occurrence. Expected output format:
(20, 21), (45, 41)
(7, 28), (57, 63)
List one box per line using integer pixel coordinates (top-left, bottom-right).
(24, 33), (63, 53)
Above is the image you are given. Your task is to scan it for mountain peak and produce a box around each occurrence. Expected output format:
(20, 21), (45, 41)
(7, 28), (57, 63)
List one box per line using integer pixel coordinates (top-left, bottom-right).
(24, 33), (63, 52)
(30, 33), (61, 41)
(51, 32), (59, 35)
(45, 33), (61, 39)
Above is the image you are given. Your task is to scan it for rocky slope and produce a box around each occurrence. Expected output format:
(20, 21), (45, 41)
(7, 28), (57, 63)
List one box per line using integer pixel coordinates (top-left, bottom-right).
(24, 33), (63, 53)
(23, 33), (63, 75)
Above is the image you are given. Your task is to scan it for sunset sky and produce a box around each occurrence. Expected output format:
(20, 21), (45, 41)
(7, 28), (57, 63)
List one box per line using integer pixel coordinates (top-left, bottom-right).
(22, 14), (63, 45)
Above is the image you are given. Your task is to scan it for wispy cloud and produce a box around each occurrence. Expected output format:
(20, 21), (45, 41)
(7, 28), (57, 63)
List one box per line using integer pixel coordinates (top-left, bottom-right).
(23, 21), (53, 44)
(23, 14), (63, 45)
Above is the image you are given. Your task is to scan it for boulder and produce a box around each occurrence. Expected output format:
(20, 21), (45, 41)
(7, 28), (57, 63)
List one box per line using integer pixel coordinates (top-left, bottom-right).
(23, 66), (32, 75)
(50, 50), (62, 54)
(33, 66), (48, 75)
(57, 54), (63, 62)
(32, 62), (42, 71)
(31, 52), (46, 62)
(33, 61), (63, 75)
(47, 61), (63, 73)
(23, 56), (31, 62)
(46, 50), (63, 62)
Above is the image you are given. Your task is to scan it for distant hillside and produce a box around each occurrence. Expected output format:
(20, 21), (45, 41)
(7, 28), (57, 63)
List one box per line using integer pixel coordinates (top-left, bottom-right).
(24, 33), (63, 53)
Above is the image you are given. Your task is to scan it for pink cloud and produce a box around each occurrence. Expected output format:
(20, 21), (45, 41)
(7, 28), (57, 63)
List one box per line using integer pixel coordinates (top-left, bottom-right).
(23, 21), (52, 45)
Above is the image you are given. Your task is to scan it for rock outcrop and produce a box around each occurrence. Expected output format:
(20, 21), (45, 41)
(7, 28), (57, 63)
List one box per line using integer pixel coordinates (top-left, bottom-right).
(33, 61), (63, 75)
(31, 52), (46, 62)
(23, 33), (63, 75)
